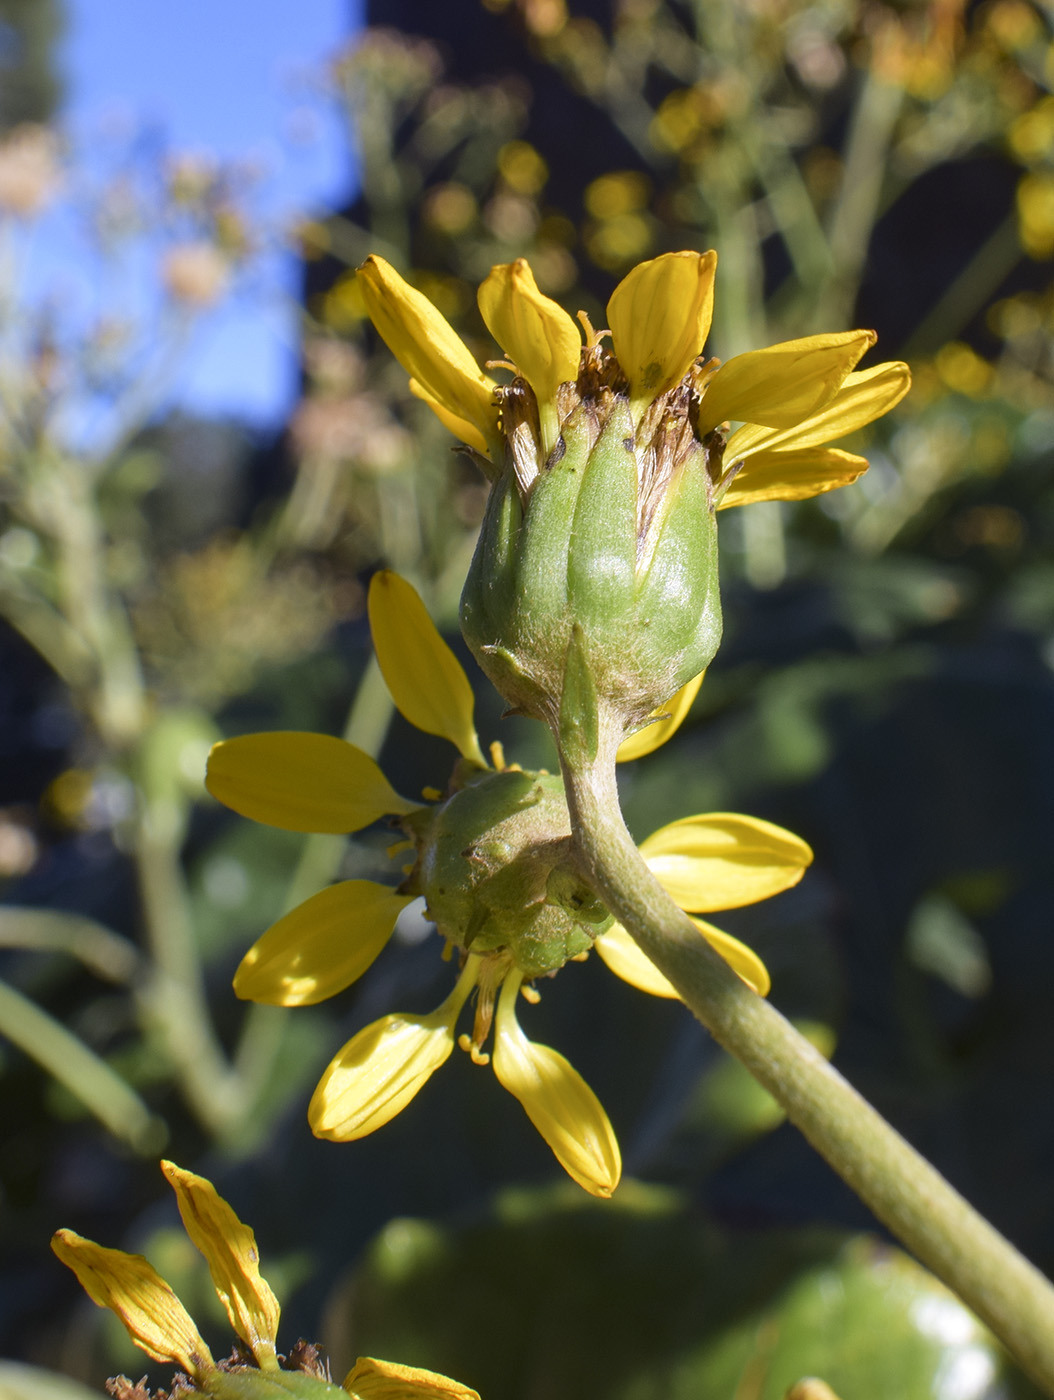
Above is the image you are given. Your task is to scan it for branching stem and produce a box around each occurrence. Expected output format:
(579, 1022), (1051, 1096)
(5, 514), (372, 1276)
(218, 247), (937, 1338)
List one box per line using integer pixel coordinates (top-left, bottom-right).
(559, 714), (1054, 1395)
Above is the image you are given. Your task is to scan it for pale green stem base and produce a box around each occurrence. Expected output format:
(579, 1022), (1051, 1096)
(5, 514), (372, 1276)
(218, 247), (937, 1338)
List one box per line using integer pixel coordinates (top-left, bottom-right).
(560, 717), (1054, 1395)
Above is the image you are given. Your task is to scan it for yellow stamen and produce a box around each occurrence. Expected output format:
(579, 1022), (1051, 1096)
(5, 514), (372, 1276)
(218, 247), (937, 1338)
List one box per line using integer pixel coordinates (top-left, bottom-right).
(421, 786), (443, 801)
(520, 983), (541, 1004)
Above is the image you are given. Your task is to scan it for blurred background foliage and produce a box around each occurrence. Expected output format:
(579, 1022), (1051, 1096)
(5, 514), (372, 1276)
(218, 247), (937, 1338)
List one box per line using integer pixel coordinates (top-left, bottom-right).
(3, 0), (1054, 1396)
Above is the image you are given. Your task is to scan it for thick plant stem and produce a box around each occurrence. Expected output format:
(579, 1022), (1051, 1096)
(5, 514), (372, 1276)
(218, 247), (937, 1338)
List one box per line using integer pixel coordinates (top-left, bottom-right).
(560, 720), (1054, 1395)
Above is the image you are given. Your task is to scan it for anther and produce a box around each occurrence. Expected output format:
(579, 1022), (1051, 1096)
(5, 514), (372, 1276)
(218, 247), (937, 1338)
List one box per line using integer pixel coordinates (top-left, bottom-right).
(520, 983), (541, 1004)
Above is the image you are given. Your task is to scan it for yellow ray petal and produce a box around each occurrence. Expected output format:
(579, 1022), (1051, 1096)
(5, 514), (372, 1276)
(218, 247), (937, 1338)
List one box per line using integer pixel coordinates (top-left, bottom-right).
(368, 571), (486, 766)
(51, 1230), (213, 1378)
(234, 881), (411, 1006)
(478, 259), (581, 456)
(717, 448), (869, 509)
(596, 918), (770, 997)
(491, 976), (621, 1198)
(617, 670), (705, 762)
(691, 918), (770, 996)
(357, 256), (498, 450)
(594, 921), (678, 998)
(309, 959), (479, 1140)
(641, 813), (813, 912)
(726, 360), (911, 458)
(160, 1162), (280, 1369)
(343, 1356), (481, 1400)
(607, 250), (717, 415)
(206, 731), (417, 833)
(408, 377), (489, 455)
(697, 330), (876, 435)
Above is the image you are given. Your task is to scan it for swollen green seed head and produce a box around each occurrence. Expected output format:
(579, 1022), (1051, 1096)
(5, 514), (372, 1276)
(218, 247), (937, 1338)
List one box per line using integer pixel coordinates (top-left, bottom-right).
(459, 357), (723, 744)
(406, 768), (611, 979)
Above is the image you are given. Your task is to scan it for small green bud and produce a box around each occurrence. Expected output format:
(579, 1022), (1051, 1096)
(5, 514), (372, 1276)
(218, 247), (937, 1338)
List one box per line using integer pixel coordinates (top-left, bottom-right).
(405, 767), (611, 978)
(460, 376), (722, 742)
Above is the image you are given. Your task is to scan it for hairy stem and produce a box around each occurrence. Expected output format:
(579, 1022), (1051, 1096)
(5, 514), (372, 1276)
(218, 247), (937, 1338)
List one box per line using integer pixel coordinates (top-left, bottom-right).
(560, 717), (1054, 1395)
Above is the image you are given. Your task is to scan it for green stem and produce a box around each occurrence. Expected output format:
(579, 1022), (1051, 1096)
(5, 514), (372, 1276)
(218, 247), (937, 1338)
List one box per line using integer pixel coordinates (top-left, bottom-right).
(559, 714), (1054, 1395)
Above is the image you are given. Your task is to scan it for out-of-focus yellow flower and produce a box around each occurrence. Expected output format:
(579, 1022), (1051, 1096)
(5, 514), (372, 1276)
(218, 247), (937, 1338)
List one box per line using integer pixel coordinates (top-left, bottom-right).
(1017, 171), (1054, 258)
(207, 572), (810, 1197)
(53, 1162), (478, 1399)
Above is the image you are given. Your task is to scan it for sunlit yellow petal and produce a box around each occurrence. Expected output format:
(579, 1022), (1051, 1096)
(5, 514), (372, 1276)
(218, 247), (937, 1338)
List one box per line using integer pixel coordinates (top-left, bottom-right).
(478, 259), (581, 454)
(368, 571), (487, 766)
(698, 330), (876, 434)
(234, 881), (411, 1007)
(691, 918), (770, 996)
(594, 922), (678, 998)
(51, 1230), (213, 1378)
(596, 917), (770, 997)
(160, 1162), (280, 1369)
(344, 1356), (481, 1400)
(309, 959), (479, 1140)
(617, 670), (705, 762)
(491, 976), (621, 1197)
(641, 813), (813, 912)
(726, 360), (911, 458)
(409, 377), (490, 455)
(357, 256), (498, 450)
(718, 448), (869, 508)
(607, 250), (717, 415)
(206, 732), (417, 833)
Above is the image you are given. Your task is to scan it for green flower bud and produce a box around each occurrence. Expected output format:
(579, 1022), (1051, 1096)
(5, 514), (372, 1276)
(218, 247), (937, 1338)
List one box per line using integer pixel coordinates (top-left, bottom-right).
(404, 767), (611, 979)
(459, 370), (722, 746)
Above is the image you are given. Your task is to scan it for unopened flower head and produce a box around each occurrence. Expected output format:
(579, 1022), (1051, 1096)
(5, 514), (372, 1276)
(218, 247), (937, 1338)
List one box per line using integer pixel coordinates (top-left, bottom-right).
(357, 252), (910, 741)
(205, 573), (813, 1198)
(53, 1161), (475, 1399)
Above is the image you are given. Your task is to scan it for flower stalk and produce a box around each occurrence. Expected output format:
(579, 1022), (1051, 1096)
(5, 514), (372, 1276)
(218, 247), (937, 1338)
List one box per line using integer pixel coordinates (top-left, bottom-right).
(557, 708), (1054, 1396)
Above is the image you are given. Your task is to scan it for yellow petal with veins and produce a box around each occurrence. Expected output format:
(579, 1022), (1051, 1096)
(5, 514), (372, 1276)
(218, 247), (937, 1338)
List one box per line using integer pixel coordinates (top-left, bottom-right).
(160, 1162), (280, 1369)
(691, 918), (771, 996)
(607, 250), (717, 415)
(727, 360), (911, 459)
(309, 960), (479, 1140)
(357, 256), (498, 450)
(51, 1230), (213, 1378)
(344, 1356), (481, 1400)
(718, 448), (869, 508)
(492, 976), (621, 1198)
(368, 571), (487, 766)
(206, 731), (417, 833)
(478, 259), (581, 456)
(408, 377), (490, 455)
(641, 813), (813, 912)
(595, 918), (770, 997)
(594, 922), (679, 998)
(233, 881), (412, 1006)
(617, 670), (705, 762)
(698, 330), (876, 434)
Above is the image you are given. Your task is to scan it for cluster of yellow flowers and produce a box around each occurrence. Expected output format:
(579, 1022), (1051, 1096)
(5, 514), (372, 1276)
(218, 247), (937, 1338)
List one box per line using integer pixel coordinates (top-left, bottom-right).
(57, 247), (910, 1397)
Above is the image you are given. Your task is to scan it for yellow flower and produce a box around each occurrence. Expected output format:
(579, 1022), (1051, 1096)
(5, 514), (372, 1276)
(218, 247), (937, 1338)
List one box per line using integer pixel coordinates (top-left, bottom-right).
(206, 572), (812, 1198)
(358, 249), (909, 507)
(53, 1162), (474, 1398)
(360, 251), (909, 737)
